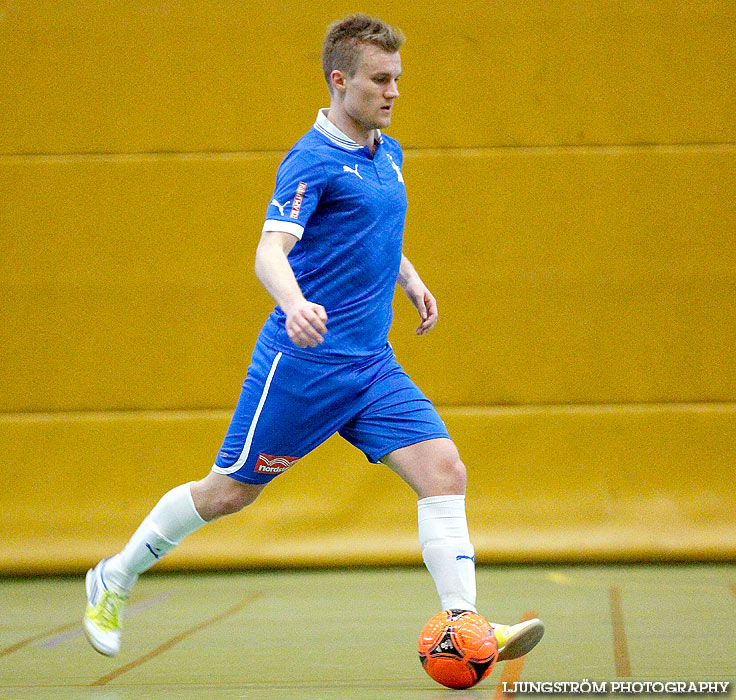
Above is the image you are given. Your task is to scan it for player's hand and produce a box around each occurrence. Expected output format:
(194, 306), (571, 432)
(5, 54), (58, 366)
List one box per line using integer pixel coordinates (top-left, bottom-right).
(284, 299), (328, 348)
(406, 286), (438, 335)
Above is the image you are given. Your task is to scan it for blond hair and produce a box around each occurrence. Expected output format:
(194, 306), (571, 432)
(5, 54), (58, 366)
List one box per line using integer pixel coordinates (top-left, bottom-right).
(321, 13), (405, 91)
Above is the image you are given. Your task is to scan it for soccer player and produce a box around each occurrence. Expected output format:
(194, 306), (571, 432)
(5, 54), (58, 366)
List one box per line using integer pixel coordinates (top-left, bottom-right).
(83, 13), (544, 663)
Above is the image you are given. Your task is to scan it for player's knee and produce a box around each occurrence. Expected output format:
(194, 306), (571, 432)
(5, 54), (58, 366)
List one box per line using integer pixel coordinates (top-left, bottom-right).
(191, 475), (264, 520)
(209, 490), (254, 517)
(423, 455), (467, 497)
(441, 457), (467, 494)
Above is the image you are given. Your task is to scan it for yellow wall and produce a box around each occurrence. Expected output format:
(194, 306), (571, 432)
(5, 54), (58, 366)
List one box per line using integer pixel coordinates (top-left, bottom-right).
(3, 148), (735, 411)
(1, 405), (734, 574)
(1, 1), (734, 152)
(1, 1), (735, 571)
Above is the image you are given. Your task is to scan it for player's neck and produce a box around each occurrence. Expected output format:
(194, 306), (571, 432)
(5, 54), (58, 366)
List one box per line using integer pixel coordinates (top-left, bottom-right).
(325, 106), (378, 153)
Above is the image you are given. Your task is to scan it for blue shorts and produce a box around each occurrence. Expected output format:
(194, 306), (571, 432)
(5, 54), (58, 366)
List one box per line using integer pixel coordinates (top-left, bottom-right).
(212, 340), (450, 484)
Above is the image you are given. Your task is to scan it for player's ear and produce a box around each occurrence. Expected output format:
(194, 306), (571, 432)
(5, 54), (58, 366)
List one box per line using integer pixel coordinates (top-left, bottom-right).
(330, 69), (348, 95)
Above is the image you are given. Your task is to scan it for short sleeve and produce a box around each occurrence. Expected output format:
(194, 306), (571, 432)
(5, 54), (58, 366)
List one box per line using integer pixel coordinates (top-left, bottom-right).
(262, 149), (328, 240)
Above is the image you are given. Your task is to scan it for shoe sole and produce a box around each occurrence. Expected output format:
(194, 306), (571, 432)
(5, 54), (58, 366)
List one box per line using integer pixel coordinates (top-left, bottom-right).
(83, 567), (118, 657)
(496, 618), (545, 662)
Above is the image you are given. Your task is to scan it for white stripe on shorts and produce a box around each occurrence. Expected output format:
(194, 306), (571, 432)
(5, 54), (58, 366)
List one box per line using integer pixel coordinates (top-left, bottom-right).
(212, 351), (283, 475)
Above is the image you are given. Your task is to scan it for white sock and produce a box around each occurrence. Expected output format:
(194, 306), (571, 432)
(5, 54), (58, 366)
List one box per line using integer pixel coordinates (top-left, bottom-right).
(418, 494), (477, 612)
(103, 482), (207, 592)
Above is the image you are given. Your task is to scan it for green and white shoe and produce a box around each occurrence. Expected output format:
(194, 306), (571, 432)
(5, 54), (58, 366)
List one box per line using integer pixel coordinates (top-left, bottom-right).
(83, 559), (128, 656)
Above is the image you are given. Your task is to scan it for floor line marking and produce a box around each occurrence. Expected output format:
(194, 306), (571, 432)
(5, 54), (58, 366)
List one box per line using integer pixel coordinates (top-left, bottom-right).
(90, 592), (262, 686)
(0, 591), (170, 657)
(609, 586), (632, 677)
(493, 610), (538, 700)
(0, 620), (79, 659)
(37, 592), (170, 648)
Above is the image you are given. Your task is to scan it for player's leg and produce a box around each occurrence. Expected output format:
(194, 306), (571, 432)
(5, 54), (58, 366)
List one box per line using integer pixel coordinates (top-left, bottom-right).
(105, 473), (265, 590)
(338, 358), (477, 612)
(84, 345), (349, 656)
(83, 344), (284, 656)
(341, 356), (543, 660)
(382, 438), (543, 660)
(381, 437), (477, 612)
(382, 437), (544, 660)
(380, 436), (466, 498)
(83, 474), (266, 656)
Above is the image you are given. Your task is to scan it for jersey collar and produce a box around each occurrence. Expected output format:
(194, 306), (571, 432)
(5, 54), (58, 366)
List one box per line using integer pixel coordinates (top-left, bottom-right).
(314, 109), (383, 153)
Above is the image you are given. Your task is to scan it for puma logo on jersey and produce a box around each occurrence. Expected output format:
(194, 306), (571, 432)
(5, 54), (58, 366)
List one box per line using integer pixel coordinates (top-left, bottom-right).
(386, 153), (404, 183)
(271, 199), (291, 216)
(343, 164), (363, 180)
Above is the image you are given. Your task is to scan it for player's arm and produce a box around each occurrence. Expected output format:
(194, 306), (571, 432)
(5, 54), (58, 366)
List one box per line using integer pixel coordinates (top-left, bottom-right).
(397, 254), (438, 336)
(255, 230), (328, 348)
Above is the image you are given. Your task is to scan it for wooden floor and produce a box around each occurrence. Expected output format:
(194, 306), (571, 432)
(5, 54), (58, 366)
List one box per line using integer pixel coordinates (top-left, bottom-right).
(1, 564), (734, 699)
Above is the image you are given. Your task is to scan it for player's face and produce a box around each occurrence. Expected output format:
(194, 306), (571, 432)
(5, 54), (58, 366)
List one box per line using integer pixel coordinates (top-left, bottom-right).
(342, 44), (401, 131)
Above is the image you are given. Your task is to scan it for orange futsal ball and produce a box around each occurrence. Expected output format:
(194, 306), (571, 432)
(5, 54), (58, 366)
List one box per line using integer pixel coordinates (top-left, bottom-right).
(418, 609), (498, 689)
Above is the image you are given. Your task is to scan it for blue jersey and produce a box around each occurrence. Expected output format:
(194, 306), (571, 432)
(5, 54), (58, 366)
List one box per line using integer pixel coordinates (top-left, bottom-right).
(259, 109), (408, 361)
